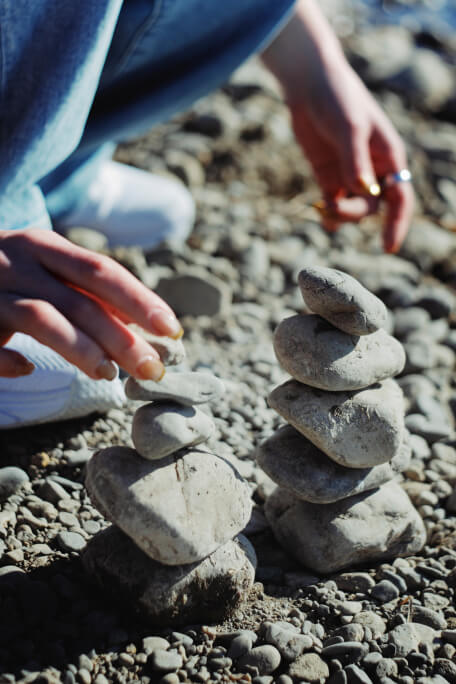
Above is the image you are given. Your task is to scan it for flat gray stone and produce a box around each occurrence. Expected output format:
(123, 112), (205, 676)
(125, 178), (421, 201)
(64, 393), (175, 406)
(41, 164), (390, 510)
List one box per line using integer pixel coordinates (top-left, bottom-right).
(85, 446), (252, 565)
(82, 527), (256, 626)
(125, 371), (225, 406)
(132, 402), (215, 460)
(256, 425), (410, 504)
(155, 272), (231, 317)
(0, 467), (30, 501)
(273, 314), (405, 391)
(268, 378), (404, 468)
(388, 623), (437, 657)
(128, 324), (186, 366)
(298, 266), (388, 335)
(264, 481), (426, 573)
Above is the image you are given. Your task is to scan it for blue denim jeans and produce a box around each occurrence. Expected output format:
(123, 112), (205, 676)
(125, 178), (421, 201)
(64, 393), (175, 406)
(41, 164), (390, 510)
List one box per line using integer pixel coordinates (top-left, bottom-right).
(0, 0), (295, 231)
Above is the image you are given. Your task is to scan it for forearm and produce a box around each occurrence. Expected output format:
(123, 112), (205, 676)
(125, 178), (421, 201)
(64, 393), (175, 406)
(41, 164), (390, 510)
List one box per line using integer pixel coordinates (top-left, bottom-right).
(261, 0), (345, 103)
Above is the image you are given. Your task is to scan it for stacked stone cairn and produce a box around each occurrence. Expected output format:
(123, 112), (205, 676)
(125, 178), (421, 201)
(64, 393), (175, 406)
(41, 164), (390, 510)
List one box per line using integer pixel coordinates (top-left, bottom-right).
(82, 333), (256, 625)
(256, 266), (426, 574)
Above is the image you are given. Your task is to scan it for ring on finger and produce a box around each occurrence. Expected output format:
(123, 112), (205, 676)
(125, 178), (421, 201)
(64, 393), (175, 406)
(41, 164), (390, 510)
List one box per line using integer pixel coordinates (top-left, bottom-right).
(381, 169), (413, 191)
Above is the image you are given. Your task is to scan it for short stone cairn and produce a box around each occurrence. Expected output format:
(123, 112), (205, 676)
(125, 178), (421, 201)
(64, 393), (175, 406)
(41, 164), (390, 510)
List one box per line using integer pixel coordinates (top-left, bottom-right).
(256, 266), (426, 574)
(82, 336), (255, 625)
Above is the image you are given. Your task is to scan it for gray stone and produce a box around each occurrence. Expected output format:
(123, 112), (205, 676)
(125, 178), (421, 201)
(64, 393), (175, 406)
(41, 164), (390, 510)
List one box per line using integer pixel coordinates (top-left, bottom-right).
(142, 637), (170, 654)
(273, 314), (405, 391)
(394, 307), (431, 339)
(405, 414), (452, 443)
(263, 623), (313, 661)
(352, 611), (386, 639)
(371, 580), (400, 603)
(298, 266), (387, 335)
(132, 402), (215, 461)
(321, 641), (368, 660)
(268, 378), (404, 468)
(83, 527), (256, 625)
(125, 371), (225, 407)
(0, 467), (29, 501)
(57, 531), (86, 553)
(237, 645), (281, 675)
(264, 481), (426, 574)
(85, 446), (252, 565)
(288, 653), (329, 683)
(155, 272), (231, 317)
(151, 650), (183, 672)
(334, 573), (375, 594)
(128, 324), (186, 366)
(256, 426), (409, 504)
(388, 623), (437, 657)
(412, 606), (447, 630)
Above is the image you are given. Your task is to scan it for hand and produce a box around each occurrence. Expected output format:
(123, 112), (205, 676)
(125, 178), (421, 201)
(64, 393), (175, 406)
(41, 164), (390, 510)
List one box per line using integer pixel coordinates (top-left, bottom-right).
(0, 228), (182, 379)
(288, 61), (414, 253)
(262, 0), (414, 253)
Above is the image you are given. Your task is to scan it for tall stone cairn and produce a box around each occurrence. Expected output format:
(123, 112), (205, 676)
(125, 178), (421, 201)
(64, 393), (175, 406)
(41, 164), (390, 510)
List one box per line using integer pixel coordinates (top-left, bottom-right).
(256, 266), (426, 574)
(82, 334), (256, 625)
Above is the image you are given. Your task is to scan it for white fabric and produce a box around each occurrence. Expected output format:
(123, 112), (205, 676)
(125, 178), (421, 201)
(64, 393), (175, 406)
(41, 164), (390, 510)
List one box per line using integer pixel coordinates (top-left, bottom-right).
(57, 160), (195, 248)
(0, 333), (126, 428)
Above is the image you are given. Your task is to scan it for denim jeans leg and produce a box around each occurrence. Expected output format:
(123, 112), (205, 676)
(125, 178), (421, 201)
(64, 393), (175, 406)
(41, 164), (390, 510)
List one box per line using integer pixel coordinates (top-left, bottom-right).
(41, 0), (296, 220)
(0, 1), (123, 231)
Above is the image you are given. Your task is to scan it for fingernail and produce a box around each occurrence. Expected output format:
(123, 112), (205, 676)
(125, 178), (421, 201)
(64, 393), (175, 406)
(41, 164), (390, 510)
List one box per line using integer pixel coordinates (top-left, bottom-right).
(95, 358), (117, 381)
(14, 358), (35, 377)
(137, 356), (165, 381)
(358, 176), (381, 197)
(149, 309), (183, 339)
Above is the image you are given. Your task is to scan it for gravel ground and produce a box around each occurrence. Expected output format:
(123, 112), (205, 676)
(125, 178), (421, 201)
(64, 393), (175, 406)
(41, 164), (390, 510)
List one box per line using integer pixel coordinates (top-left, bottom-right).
(2, 4), (456, 682)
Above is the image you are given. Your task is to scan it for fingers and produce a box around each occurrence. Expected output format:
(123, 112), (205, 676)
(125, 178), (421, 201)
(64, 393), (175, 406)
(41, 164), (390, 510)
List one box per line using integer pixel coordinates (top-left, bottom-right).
(0, 294), (164, 382)
(37, 280), (167, 380)
(8, 230), (183, 338)
(382, 182), (415, 253)
(337, 123), (380, 197)
(0, 347), (35, 378)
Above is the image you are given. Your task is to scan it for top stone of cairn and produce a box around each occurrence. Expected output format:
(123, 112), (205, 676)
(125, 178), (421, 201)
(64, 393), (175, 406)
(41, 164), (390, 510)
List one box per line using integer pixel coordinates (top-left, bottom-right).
(298, 266), (388, 336)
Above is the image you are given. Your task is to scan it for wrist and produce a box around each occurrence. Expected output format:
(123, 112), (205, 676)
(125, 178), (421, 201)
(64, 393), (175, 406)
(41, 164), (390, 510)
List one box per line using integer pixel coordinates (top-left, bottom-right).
(262, 0), (345, 104)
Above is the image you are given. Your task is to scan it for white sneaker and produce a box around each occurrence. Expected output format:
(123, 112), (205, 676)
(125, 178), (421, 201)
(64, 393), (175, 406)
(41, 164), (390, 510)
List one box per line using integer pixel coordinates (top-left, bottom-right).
(0, 333), (126, 429)
(55, 160), (195, 249)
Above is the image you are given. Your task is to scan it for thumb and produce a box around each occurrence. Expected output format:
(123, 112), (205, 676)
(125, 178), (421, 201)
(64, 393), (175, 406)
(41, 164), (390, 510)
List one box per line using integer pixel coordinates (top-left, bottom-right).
(0, 348), (35, 377)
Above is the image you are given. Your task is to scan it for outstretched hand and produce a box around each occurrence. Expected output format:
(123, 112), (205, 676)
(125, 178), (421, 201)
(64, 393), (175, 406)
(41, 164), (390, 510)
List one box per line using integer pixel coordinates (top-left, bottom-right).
(0, 229), (182, 378)
(262, 0), (414, 253)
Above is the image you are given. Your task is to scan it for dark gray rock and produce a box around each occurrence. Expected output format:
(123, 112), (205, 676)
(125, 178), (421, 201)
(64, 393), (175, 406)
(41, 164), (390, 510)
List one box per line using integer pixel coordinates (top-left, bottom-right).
(82, 527), (256, 625)
(256, 425), (410, 504)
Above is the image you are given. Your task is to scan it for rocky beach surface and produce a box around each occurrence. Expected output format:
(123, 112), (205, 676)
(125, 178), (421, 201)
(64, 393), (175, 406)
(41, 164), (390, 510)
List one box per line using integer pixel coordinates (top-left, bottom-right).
(2, 1), (456, 681)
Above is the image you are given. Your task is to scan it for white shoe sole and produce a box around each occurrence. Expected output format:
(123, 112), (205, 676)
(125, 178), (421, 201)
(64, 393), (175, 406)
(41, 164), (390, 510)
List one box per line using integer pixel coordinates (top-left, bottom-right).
(0, 334), (126, 429)
(57, 160), (195, 249)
